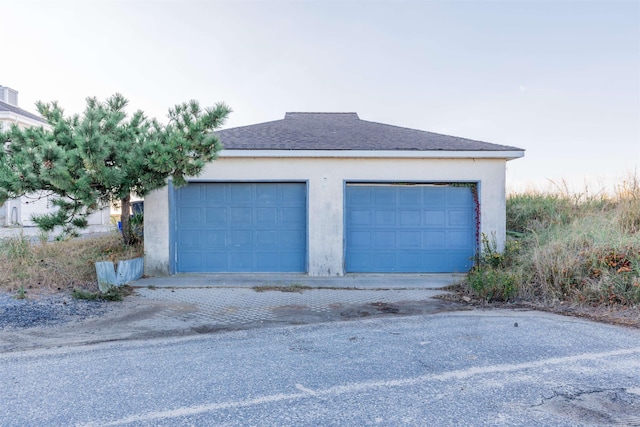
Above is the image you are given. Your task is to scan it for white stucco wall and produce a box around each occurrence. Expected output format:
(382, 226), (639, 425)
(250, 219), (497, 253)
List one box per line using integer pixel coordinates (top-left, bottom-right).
(144, 187), (171, 276)
(144, 153), (514, 276)
(18, 194), (111, 227)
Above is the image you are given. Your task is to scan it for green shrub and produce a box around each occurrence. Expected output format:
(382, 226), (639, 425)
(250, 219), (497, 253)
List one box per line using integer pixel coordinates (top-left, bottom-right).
(467, 267), (518, 302)
(72, 285), (133, 301)
(466, 232), (520, 301)
(15, 286), (27, 300)
(476, 232), (521, 269)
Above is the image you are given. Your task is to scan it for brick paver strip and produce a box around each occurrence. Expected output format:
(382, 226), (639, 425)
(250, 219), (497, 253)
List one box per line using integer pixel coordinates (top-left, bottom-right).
(135, 288), (441, 326)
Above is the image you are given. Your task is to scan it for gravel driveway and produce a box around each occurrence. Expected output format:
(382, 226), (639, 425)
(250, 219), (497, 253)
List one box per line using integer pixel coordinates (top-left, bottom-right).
(0, 292), (113, 329)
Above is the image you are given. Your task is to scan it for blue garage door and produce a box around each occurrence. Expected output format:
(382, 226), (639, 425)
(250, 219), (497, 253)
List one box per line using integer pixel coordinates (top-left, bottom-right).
(345, 184), (477, 273)
(174, 183), (307, 272)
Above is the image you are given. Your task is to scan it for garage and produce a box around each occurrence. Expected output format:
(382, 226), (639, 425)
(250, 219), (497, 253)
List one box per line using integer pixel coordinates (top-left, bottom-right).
(145, 112), (524, 276)
(345, 183), (477, 273)
(173, 182), (307, 272)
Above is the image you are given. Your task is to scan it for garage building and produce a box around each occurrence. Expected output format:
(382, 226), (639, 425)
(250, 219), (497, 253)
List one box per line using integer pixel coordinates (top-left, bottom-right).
(144, 112), (524, 276)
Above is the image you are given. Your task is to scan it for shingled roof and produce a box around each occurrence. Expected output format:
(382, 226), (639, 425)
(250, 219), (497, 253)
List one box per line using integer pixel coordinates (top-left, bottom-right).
(216, 112), (522, 152)
(0, 100), (48, 124)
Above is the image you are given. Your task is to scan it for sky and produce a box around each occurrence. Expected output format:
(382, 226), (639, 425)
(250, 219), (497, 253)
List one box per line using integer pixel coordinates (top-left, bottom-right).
(2, 0), (639, 194)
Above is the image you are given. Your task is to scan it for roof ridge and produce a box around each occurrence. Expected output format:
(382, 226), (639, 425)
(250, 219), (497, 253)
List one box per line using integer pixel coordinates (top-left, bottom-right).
(285, 112), (359, 119)
(285, 112), (358, 114)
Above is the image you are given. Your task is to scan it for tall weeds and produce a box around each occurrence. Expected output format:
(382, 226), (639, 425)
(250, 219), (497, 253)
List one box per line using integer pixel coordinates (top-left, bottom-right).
(468, 173), (640, 306)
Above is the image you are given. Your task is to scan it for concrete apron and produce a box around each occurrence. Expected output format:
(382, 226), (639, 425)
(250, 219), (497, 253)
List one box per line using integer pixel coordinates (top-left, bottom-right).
(0, 274), (468, 353)
(133, 273), (466, 290)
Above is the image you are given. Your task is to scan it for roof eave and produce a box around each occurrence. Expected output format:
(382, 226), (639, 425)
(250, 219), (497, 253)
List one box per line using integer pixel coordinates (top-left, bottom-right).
(0, 111), (50, 129)
(218, 149), (525, 160)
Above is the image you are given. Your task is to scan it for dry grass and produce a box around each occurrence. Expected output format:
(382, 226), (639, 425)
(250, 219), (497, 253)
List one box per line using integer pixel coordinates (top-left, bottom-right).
(0, 232), (143, 294)
(469, 172), (640, 308)
(521, 214), (640, 304)
(616, 175), (640, 234)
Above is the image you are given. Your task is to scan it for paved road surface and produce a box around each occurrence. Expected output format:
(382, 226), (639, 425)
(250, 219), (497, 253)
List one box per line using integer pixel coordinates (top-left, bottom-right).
(1, 310), (639, 426)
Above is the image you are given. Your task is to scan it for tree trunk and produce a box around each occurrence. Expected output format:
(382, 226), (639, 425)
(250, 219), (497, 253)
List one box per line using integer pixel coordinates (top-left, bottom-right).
(120, 194), (132, 245)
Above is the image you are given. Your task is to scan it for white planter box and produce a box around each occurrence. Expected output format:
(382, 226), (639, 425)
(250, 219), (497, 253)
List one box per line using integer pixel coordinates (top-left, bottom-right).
(95, 257), (144, 292)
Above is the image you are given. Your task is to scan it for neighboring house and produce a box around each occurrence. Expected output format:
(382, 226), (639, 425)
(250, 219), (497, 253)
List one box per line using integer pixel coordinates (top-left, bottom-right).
(144, 112), (525, 276)
(0, 85), (111, 229)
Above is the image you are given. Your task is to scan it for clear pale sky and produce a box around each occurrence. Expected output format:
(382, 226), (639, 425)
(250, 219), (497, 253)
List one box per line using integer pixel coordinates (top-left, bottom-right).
(3, 0), (639, 193)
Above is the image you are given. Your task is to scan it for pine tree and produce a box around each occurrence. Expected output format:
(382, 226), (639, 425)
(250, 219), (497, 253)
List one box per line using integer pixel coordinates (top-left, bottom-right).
(0, 94), (231, 244)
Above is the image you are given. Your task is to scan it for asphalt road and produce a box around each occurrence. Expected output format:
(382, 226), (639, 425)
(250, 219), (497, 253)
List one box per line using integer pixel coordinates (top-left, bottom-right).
(1, 310), (639, 427)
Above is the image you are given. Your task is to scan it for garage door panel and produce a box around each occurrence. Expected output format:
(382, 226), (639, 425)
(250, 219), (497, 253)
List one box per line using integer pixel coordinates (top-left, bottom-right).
(281, 183), (306, 201)
(230, 184), (252, 203)
(279, 230), (306, 247)
(349, 231), (371, 247)
(422, 187), (445, 205)
(449, 210), (473, 226)
(178, 230), (202, 250)
(205, 207), (226, 223)
(204, 185), (226, 203)
(230, 230), (252, 247)
(399, 210), (420, 226)
(443, 252), (474, 272)
(348, 253), (371, 270)
(230, 207), (251, 223)
(178, 185), (202, 202)
(229, 253), (253, 270)
(424, 210), (445, 226)
(372, 253), (397, 270)
(375, 210), (396, 226)
(373, 231), (396, 248)
(423, 231), (446, 249)
(256, 185), (277, 205)
(203, 253), (227, 270)
(374, 188), (395, 204)
(256, 253), (280, 271)
(422, 253), (447, 271)
(346, 184), (476, 273)
(175, 183), (307, 272)
(256, 208), (277, 223)
(399, 188), (422, 205)
(349, 210), (371, 226)
(398, 252), (422, 270)
(179, 253), (204, 271)
(447, 187), (473, 206)
(203, 230), (226, 248)
(278, 252), (307, 270)
(256, 230), (277, 247)
(398, 231), (420, 248)
(281, 207), (306, 224)
(448, 231), (474, 248)
(179, 207), (202, 224)
(347, 187), (371, 205)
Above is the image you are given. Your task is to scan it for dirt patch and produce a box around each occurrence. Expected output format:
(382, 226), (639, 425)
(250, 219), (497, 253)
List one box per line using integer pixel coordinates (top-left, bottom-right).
(437, 286), (640, 328)
(269, 299), (470, 324)
(253, 284), (312, 293)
